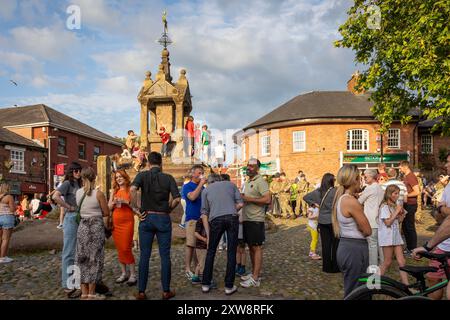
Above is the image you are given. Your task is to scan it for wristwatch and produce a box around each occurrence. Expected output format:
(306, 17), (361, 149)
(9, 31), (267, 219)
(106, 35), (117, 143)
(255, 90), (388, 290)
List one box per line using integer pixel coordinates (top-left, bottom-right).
(423, 241), (433, 252)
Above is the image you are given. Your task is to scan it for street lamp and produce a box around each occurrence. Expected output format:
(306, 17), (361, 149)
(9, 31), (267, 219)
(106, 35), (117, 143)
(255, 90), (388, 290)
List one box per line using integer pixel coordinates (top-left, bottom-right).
(48, 136), (57, 192)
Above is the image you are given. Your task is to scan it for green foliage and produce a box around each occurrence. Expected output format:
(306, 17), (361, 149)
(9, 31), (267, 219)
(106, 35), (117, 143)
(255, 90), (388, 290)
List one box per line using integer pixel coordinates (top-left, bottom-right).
(438, 147), (449, 163)
(335, 0), (450, 135)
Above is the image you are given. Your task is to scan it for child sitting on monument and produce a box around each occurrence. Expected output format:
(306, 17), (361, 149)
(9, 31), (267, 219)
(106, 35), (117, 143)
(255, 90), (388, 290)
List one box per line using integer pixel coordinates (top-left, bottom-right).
(133, 146), (147, 171)
(159, 126), (171, 158)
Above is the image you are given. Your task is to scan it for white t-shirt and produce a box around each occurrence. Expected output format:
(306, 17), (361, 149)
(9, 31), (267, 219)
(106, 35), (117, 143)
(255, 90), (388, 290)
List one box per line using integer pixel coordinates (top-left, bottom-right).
(378, 204), (404, 247)
(30, 199), (40, 213)
(214, 145), (225, 159)
(437, 184), (450, 252)
(307, 207), (319, 230)
(358, 183), (384, 228)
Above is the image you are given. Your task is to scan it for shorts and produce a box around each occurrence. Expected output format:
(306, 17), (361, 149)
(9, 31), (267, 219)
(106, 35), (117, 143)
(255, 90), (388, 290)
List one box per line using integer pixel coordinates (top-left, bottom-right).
(243, 221), (265, 246)
(427, 248), (450, 280)
(0, 214), (15, 229)
(186, 219), (197, 247)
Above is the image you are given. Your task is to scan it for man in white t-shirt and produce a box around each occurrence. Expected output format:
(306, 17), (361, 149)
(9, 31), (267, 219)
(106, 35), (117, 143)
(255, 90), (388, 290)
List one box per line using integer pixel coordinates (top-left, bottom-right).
(413, 152), (450, 300)
(382, 168), (408, 205)
(30, 193), (41, 216)
(358, 169), (385, 268)
(214, 140), (226, 168)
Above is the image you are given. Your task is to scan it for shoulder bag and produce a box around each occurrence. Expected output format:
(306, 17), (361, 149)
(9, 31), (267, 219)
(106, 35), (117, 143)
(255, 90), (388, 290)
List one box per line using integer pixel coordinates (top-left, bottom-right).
(75, 192), (88, 225)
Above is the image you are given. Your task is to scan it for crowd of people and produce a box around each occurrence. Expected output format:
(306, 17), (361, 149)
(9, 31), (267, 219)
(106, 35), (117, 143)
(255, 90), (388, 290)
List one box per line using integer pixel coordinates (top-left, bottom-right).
(1, 148), (449, 300)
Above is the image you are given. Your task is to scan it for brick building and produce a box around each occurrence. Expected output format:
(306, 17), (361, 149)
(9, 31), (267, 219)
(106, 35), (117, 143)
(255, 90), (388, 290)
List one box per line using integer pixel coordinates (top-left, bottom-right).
(0, 104), (122, 191)
(0, 127), (47, 199)
(236, 84), (449, 184)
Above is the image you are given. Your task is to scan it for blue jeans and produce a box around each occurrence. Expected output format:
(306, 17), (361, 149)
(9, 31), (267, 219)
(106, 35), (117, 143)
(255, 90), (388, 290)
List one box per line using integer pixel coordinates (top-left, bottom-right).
(138, 214), (172, 293)
(202, 214), (239, 289)
(61, 211), (79, 289)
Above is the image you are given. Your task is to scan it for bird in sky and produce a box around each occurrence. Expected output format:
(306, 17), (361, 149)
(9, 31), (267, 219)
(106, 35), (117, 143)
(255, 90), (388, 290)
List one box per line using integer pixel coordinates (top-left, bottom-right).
(9, 80), (18, 86)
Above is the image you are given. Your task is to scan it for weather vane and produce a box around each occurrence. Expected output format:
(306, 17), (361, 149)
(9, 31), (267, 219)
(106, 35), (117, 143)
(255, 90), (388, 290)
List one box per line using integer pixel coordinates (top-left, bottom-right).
(158, 10), (172, 48)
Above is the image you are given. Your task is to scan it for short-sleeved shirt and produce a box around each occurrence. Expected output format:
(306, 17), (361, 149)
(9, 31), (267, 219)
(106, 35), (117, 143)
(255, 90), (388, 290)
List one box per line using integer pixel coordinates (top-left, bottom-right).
(195, 219), (207, 250)
(437, 184), (450, 252)
(201, 181), (243, 221)
(403, 172), (419, 205)
(56, 180), (81, 208)
(201, 131), (210, 146)
(182, 181), (204, 222)
(378, 204), (404, 247)
(243, 174), (270, 222)
(131, 167), (180, 213)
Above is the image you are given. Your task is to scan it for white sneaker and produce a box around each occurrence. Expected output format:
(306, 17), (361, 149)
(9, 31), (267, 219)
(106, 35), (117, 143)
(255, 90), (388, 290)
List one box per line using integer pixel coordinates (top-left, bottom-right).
(202, 285), (210, 293)
(225, 285), (238, 295)
(240, 273), (253, 281)
(240, 276), (260, 288)
(57, 224), (63, 229)
(0, 257), (13, 263)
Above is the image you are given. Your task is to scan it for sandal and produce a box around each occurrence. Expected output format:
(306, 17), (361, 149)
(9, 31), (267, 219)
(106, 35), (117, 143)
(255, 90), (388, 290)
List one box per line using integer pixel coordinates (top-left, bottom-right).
(87, 294), (106, 300)
(80, 294), (89, 300)
(310, 253), (322, 260)
(115, 273), (129, 284)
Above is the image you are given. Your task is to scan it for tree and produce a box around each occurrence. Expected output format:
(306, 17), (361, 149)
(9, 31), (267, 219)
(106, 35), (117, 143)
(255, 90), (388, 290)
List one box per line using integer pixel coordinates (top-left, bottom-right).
(335, 0), (450, 135)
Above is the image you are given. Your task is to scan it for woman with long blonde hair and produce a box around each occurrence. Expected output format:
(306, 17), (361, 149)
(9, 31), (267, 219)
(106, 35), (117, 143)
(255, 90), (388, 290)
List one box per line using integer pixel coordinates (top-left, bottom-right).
(331, 164), (372, 298)
(108, 170), (136, 285)
(0, 183), (16, 263)
(75, 167), (110, 300)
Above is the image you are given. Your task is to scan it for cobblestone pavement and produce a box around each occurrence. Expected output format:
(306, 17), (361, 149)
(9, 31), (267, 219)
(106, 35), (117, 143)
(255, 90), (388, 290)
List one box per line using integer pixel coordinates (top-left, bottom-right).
(0, 210), (436, 300)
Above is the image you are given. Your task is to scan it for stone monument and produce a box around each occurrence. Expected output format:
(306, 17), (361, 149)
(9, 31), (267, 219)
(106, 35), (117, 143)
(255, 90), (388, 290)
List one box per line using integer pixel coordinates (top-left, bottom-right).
(137, 12), (192, 160)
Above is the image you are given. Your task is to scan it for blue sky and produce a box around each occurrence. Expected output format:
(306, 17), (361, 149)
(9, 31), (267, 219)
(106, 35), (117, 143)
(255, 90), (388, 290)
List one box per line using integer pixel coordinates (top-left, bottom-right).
(0, 0), (358, 138)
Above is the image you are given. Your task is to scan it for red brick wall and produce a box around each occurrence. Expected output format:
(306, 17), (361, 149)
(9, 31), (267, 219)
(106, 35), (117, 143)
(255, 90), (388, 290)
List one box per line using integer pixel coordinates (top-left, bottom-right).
(0, 144), (47, 189)
(418, 131), (450, 174)
(242, 122), (419, 183)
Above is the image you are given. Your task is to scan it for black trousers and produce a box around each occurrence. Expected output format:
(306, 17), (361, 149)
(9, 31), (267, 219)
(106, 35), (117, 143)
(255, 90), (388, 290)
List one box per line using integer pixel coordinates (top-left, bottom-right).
(202, 215), (239, 289)
(318, 223), (340, 273)
(402, 203), (418, 251)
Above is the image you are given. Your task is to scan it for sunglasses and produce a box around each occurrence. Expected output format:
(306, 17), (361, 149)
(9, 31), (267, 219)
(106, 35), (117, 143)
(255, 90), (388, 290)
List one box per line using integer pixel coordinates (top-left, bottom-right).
(72, 169), (81, 173)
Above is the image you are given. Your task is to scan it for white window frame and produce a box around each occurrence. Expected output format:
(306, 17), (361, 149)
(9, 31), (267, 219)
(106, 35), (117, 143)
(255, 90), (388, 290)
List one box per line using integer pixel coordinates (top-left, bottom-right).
(421, 134), (433, 154)
(260, 136), (270, 156)
(346, 129), (369, 152)
(292, 131), (306, 152)
(8, 146), (26, 174)
(387, 129), (401, 149)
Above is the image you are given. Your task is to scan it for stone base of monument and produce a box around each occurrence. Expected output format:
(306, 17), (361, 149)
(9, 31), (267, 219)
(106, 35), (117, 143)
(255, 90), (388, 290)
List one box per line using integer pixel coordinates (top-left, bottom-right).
(96, 155), (213, 198)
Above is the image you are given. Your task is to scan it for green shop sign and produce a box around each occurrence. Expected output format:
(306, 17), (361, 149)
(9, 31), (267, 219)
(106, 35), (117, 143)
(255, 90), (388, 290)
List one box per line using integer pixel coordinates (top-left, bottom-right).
(343, 153), (408, 164)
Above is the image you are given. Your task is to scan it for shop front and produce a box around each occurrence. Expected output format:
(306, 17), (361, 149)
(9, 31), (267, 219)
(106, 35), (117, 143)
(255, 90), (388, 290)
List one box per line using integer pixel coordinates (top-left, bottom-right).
(340, 152), (410, 170)
(21, 182), (47, 196)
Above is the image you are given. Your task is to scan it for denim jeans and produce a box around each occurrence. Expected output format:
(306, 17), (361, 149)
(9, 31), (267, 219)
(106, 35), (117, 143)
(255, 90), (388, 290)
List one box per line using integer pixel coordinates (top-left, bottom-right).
(138, 214), (172, 293)
(403, 203), (418, 251)
(61, 211), (79, 289)
(202, 214), (239, 289)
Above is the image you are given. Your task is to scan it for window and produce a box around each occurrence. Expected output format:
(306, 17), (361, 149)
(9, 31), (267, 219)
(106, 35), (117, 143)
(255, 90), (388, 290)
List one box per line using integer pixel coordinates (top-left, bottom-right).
(93, 146), (101, 162)
(57, 137), (66, 155)
(293, 131), (306, 152)
(261, 136), (270, 156)
(78, 143), (86, 160)
(387, 129), (400, 149)
(346, 129), (369, 151)
(10, 148), (25, 173)
(421, 135), (433, 154)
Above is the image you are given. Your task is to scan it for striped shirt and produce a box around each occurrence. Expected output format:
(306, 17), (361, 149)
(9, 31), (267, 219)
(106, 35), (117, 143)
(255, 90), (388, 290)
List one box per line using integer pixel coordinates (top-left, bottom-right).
(381, 179), (408, 205)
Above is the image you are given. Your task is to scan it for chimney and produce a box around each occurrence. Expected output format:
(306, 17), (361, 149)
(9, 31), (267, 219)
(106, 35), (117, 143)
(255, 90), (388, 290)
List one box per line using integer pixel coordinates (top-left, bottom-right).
(347, 71), (365, 95)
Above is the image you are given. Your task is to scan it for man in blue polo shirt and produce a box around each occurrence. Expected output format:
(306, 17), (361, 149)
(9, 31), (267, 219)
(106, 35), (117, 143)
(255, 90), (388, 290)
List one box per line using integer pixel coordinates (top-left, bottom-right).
(182, 164), (206, 280)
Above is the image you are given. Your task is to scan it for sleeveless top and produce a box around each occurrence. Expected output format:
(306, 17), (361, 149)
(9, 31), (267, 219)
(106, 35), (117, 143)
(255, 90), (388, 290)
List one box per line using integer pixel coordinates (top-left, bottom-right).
(0, 194), (13, 215)
(337, 194), (365, 239)
(76, 189), (103, 218)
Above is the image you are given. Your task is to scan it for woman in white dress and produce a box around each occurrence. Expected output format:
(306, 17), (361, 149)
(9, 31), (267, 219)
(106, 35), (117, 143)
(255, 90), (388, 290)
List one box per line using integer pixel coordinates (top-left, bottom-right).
(378, 184), (408, 285)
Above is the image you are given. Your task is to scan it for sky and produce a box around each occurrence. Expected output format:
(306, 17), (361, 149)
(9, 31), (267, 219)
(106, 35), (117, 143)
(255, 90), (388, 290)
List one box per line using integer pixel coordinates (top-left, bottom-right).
(0, 0), (358, 139)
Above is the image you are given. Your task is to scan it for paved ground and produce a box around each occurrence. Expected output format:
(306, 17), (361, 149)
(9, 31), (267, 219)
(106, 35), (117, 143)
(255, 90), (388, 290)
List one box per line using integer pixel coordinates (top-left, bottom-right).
(0, 209), (438, 300)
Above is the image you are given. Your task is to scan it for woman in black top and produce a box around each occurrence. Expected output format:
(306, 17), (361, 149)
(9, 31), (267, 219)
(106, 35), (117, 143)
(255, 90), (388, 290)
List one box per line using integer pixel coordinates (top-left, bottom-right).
(304, 173), (340, 273)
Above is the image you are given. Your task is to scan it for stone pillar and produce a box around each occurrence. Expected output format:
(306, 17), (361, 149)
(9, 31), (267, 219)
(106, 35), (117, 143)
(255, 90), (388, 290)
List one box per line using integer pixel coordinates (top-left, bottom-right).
(96, 155), (111, 199)
(140, 103), (149, 150)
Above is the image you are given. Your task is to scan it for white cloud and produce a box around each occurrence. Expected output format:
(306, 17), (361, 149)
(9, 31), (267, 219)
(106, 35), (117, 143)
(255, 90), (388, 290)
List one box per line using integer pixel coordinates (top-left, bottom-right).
(9, 24), (81, 60)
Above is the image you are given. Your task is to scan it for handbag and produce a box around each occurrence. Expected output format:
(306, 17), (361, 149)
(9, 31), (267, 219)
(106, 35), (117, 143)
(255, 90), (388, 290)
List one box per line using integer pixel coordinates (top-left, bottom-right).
(75, 192), (88, 225)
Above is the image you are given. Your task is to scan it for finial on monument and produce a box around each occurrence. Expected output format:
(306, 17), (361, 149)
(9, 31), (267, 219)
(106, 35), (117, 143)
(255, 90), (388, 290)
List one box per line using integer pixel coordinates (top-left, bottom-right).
(158, 10), (172, 48)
